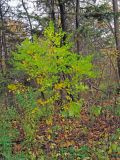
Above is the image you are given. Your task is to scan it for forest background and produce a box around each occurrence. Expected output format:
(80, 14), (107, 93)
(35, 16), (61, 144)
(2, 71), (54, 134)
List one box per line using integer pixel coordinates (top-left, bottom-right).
(0, 0), (120, 159)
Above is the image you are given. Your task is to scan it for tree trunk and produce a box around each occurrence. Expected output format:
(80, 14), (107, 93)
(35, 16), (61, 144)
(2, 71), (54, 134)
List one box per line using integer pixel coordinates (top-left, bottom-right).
(0, 1), (7, 74)
(50, 0), (55, 23)
(112, 0), (120, 79)
(76, 0), (79, 53)
(22, 0), (33, 42)
(58, 0), (66, 42)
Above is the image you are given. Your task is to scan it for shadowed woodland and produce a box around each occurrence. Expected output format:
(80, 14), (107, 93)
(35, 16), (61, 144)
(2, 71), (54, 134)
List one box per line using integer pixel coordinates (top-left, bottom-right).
(0, 0), (120, 159)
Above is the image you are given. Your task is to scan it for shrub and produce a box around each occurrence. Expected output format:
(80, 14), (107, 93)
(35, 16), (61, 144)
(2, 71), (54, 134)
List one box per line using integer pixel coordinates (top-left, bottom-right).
(10, 21), (95, 118)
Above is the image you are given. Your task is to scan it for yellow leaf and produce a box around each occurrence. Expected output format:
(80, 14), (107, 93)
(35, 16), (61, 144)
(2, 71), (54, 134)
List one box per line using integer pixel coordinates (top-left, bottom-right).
(46, 117), (53, 125)
(54, 82), (65, 90)
(47, 134), (51, 140)
(31, 107), (39, 114)
(37, 99), (48, 105)
(8, 84), (17, 91)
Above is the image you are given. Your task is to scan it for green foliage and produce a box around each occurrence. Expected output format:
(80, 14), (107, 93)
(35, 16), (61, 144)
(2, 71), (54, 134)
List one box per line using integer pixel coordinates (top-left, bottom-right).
(0, 106), (25, 160)
(114, 103), (120, 116)
(61, 101), (83, 118)
(90, 105), (102, 117)
(103, 101), (120, 116)
(91, 128), (120, 160)
(85, 3), (112, 21)
(89, 105), (102, 125)
(109, 128), (120, 154)
(11, 21), (95, 118)
(15, 89), (45, 144)
(0, 103), (47, 159)
(6, 22), (96, 158)
(59, 146), (90, 159)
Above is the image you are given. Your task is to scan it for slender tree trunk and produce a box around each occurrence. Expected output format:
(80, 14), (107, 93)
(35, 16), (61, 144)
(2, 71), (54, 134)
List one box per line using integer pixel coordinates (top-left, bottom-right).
(112, 0), (120, 79)
(76, 0), (79, 53)
(58, 0), (66, 42)
(21, 0), (33, 42)
(0, 2), (7, 74)
(50, 0), (55, 23)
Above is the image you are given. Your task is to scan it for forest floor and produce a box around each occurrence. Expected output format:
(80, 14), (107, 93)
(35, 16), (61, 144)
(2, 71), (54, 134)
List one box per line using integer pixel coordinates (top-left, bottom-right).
(8, 96), (120, 160)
